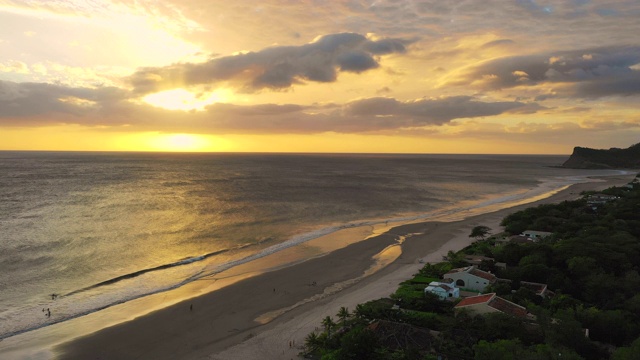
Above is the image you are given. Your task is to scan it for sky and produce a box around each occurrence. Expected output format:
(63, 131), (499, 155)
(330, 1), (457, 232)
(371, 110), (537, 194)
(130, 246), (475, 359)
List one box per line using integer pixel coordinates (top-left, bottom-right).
(1, 0), (639, 154)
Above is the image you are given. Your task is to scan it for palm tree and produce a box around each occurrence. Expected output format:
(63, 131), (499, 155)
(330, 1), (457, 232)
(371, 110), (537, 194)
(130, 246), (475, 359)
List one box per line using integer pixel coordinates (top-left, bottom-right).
(322, 315), (336, 339)
(354, 304), (367, 321)
(337, 306), (350, 327)
(304, 332), (320, 353)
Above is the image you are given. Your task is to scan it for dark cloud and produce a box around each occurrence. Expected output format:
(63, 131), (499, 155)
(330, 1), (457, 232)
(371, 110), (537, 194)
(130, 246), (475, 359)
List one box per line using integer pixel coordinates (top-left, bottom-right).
(573, 73), (640, 98)
(203, 96), (530, 133)
(0, 80), (128, 121)
(336, 51), (379, 72)
(452, 46), (640, 98)
(128, 32), (410, 94)
(363, 38), (407, 54)
(344, 96), (529, 126)
(0, 81), (533, 134)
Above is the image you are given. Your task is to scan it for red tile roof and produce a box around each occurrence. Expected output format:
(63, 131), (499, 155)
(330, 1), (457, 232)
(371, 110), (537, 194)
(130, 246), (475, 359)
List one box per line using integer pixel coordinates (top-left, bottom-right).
(520, 281), (547, 295)
(488, 297), (528, 318)
(455, 293), (529, 318)
(455, 293), (495, 307)
(470, 268), (497, 282)
(445, 266), (469, 275)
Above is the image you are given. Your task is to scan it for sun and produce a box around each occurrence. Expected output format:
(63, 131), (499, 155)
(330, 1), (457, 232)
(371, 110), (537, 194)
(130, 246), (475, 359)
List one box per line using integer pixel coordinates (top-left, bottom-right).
(113, 132), (233, 152)
(142, 88), (231, 111)
(148, 133), (211, 152)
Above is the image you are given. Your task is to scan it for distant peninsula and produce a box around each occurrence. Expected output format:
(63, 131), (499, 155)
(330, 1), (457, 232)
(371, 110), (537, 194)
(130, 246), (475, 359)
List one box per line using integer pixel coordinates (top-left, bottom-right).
(562, 142), (640, 169)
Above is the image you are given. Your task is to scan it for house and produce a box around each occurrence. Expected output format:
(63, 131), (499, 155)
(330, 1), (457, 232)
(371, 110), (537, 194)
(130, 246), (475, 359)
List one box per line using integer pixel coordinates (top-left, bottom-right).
(424, 280), (460, 300)
(463, 255), (495, 266)
(508, 235), (535, 244)
(443, 265), (497, 292)
(520, 281), (551, 298)
(586, 193), (618, 206)
(520, 230), (553, 241)
(454, 293), (528, 318)
(497, 279), (552, 298)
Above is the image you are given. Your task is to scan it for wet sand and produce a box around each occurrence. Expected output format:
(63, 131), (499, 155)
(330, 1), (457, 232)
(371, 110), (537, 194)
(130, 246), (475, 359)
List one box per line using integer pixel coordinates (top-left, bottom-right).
(56, 175), (633, 360)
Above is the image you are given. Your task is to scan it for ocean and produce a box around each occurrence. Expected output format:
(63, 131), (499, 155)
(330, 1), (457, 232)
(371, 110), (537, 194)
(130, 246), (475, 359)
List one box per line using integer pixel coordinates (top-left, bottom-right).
(0, 152), (623, 342)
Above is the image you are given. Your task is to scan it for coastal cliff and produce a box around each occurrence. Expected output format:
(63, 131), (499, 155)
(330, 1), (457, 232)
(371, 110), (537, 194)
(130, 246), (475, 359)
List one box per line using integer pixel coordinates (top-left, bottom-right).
(562, 142), (640, 169)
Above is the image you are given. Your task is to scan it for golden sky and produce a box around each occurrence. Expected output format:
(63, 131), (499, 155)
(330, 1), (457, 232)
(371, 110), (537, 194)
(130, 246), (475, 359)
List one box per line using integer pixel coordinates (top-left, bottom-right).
(1, 0), (639, 153)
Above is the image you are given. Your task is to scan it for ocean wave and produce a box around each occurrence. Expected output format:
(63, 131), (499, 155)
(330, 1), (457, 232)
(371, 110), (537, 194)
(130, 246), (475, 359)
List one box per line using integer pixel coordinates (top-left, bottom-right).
(62, 250), (230, 297)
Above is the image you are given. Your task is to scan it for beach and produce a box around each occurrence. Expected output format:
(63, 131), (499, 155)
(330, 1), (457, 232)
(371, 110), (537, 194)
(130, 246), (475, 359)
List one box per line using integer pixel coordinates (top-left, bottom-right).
(49, 174), (632, 359)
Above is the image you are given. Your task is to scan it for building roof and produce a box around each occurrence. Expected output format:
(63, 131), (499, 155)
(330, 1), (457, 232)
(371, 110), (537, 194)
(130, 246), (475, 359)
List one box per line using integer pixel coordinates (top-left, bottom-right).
(455, 293), (495, 307)
(445, 266), (470, 275)
(426, 281), (455, 292)
(509, 235), (534, 244)
(520, 281), (547, 295)
(488, 297), (528, 318)
(463, 255), (495, 265)
(522, 230), (553, 236)
(455, 293), (528, 318)
(470, 268), (497, 282)
(445, 265), (497, 283)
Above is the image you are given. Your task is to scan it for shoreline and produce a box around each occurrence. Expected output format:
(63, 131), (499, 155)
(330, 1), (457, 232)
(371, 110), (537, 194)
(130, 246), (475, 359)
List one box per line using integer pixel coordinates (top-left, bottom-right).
(2, 174), (633, 359)
(209, 174), (635, 360)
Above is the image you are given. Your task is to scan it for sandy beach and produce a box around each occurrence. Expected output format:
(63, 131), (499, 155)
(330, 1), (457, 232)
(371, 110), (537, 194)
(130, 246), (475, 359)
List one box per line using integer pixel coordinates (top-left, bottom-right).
(54, 174), (634, 360)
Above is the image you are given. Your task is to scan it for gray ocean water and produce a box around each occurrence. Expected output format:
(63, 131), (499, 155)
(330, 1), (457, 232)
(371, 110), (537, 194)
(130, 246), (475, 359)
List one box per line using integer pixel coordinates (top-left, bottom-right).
(0, 152), (621, 339)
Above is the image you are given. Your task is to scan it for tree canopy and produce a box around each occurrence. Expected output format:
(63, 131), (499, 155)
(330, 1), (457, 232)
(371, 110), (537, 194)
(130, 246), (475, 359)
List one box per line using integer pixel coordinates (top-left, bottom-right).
(470, 225), (491, 240)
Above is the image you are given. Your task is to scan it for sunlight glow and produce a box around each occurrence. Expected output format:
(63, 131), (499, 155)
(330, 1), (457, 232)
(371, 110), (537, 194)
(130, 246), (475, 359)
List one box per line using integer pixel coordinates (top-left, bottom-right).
(147, 133), (212, 152)
(142, 88), (231, 111)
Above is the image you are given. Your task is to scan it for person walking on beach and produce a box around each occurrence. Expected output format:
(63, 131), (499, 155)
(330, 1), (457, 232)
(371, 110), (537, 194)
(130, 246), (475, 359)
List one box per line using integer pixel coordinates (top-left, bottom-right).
(190, 304), (193, 311)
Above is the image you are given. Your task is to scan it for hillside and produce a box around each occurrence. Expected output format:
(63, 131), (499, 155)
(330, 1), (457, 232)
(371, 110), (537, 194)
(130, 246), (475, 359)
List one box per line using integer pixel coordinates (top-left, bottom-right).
(562, 143), (640, 169)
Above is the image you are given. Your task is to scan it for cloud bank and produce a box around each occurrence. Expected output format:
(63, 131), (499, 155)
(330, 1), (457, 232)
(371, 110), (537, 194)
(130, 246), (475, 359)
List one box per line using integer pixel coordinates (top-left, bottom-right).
(451, 46), (640, 98)
(0, 80), (533, 133)
(129, 33), (410, 94)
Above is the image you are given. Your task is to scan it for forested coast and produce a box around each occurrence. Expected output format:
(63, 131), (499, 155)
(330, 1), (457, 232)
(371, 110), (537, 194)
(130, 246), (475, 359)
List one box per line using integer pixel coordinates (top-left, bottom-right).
(302, 174), (640, 360)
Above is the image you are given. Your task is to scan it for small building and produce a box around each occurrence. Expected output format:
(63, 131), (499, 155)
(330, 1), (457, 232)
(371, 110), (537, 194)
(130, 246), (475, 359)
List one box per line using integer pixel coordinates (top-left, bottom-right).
(424, 280), (460, 300)
(520, 230), (553, 241)
(520, 281), (551, 298)
(454, 293), (528, 318)
(508, 235), (534, 244)
(444, 265), (497, 292)
(496, 279), (551, 298)
(586, 193), (619, 207)
(463, 255), (495, 266)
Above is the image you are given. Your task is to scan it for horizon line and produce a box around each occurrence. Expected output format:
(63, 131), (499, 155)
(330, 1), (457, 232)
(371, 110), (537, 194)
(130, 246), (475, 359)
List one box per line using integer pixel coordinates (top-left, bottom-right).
(0, 149), (570, 156)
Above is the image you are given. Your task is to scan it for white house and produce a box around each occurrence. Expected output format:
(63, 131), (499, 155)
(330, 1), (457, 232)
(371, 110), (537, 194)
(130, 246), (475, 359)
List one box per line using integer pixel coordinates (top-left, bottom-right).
(424, 280), (460, 300)
(444, 265), (497, 292)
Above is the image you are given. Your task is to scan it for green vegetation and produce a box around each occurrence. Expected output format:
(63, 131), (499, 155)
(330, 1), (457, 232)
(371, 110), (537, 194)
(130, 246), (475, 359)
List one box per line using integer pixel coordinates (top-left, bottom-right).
(302, 179), (640, 359)
(562, 143), (640, 169)
(469, 225), (491, 240)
